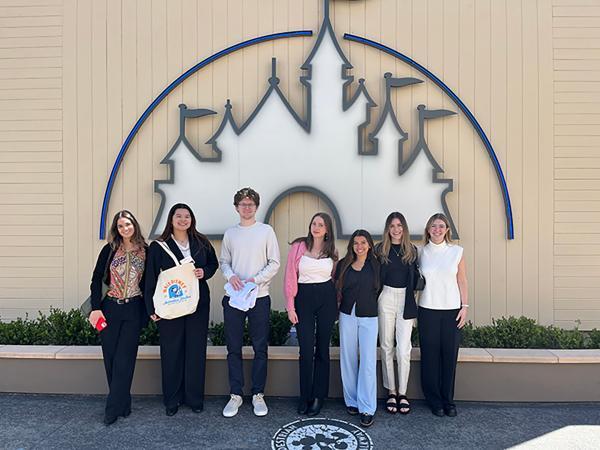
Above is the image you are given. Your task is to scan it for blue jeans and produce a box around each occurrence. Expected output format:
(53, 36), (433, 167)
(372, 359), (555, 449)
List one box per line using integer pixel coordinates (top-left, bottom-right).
(339, 307), (378, 415)
(223, 295), (271, 395)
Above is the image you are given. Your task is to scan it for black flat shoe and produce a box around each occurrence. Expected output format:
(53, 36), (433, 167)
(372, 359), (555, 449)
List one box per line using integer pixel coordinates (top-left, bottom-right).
(103, 415), (117, 426)
(360, 413), (374, 428)
(431, 408), (445, 417)
(297, 400), (309, 415)
(121, 407), (131, 418)
(346, 406), (359, 416)
(444, 406), (457, 417)
(166, 405), (179, 416)
(307, 398), (323, 417)
(191, 405), (204, 413)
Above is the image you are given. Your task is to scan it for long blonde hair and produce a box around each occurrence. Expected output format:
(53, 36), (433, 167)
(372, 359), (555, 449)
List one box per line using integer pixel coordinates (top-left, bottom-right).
(376, 212), (416, 265)
(423, 213), (453, 245)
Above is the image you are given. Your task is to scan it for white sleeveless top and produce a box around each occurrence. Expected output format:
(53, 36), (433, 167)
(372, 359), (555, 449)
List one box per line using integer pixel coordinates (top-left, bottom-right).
(418, 241), (463, 310)
(298, 255), (333, 284)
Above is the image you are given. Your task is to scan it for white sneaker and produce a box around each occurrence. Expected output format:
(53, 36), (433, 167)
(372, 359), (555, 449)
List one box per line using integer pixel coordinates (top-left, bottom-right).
(252, 393), (268, 417)
(223, 394), (243, 418)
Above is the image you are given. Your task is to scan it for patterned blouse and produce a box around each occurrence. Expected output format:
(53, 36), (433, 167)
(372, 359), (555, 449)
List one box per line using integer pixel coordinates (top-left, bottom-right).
(106, 246), (146, 300)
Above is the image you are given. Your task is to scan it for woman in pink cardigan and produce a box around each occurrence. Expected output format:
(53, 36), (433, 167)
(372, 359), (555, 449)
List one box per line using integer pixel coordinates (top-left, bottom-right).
(284, 212), (338, 416)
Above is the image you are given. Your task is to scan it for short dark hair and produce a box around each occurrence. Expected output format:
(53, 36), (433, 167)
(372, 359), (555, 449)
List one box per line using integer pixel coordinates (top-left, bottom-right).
(233, 187), (260, 207)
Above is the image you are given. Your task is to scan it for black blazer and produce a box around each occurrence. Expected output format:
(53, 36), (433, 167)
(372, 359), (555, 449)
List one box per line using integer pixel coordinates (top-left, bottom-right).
(90, 243), (115, 311)
(335, 257), (381, 318)
(144, 237), (219, 317)
(379, 246), (420, 320)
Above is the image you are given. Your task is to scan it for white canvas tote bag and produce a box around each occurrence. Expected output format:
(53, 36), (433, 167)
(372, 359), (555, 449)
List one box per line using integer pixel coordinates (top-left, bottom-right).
(152, 241), (199, 320)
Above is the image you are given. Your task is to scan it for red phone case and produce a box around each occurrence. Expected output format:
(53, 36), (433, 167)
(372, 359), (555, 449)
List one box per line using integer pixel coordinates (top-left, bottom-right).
(95, 316), (108, 331)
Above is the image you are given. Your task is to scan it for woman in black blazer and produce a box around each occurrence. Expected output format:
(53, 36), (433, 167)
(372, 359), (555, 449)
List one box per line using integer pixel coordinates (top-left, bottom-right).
(144, 203), (218, 416)
(375, 212), (420, 415)
(89, 210), (147, 425)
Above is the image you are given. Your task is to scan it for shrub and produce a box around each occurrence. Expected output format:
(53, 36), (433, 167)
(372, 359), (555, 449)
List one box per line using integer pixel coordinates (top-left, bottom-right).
(139, 320), (159, 345)
(331, 321), (339, 346)
(269, 310), (291, 346)
(209, 310), (291, 346)
(1, 310), (599, 349)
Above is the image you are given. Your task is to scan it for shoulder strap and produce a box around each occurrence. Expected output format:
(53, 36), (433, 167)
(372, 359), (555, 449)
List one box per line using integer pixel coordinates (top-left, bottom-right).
(158, 240), (181, 266)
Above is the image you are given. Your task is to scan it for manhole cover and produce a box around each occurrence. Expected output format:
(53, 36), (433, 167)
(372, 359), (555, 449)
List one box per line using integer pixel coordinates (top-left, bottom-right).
(271, 417), (373, 450)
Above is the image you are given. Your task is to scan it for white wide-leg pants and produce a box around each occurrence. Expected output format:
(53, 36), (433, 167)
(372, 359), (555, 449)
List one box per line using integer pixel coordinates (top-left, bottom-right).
(378, 286), (414, 395)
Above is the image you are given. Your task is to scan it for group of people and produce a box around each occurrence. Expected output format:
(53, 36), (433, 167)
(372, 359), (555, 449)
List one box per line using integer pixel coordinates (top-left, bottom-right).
(89, 187), (468, 428)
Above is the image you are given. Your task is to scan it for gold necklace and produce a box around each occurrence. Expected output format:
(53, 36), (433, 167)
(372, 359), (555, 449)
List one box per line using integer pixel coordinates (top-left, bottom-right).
(391, 244), (401, 258)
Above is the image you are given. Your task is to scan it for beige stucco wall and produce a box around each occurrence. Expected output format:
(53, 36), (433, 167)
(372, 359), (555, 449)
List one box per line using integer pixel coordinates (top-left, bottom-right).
(0, 0), (598, 329)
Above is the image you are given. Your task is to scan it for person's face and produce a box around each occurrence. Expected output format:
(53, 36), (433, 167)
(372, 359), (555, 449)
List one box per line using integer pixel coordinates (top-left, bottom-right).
(236, 197), (257, 221)
(117, 217), (135, 240)
(310, 216), (327, 239)
(172, 208), (192, 232)
(352, 235), (370, 258)
(428, 219), (448, 243)
(388, 218), (403, 243)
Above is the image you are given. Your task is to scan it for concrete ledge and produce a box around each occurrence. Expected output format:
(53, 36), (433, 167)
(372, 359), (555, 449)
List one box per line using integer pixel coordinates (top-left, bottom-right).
(4, 345), (600, 363)
(550, 349), (600, 363)
(1, 346), (599, 401)
(486, 348), (559, 363)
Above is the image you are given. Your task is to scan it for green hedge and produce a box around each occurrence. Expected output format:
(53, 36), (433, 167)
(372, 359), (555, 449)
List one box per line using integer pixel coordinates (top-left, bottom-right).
(0, 309), (598, 349)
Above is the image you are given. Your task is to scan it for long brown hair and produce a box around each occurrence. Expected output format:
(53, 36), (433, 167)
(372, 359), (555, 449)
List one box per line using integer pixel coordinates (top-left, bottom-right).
(376, 212), (416, 265)
(159, 203), (210, 249)
(423, 213), (453, 244)
(291, 212), (338, 261)
(335, 229), (379, 291)
(108, 210), (147, 251)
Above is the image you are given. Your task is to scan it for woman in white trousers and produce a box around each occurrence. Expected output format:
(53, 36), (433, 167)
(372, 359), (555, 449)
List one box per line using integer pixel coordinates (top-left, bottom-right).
(375, 212), (421, 415)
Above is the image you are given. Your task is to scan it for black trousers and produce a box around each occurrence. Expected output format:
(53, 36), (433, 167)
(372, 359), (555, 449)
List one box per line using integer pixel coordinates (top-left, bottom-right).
(157, 297), (210, 409)
(100, 297), (143, 419)
(418, 306), (461, 410)
(222, 295), (270, 395)
(295, 281), (337, 402)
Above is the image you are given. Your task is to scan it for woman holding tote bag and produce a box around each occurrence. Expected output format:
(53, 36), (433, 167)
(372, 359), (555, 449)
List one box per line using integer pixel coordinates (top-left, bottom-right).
(89, 210), (147, 426)
(145, 203), (218, 416)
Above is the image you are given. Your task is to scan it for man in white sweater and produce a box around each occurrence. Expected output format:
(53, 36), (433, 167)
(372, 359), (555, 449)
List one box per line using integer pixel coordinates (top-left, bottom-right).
(220, 187), (280, 418)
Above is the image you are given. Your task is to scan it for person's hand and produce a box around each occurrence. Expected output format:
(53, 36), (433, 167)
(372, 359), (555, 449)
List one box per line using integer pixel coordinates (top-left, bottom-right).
(88, 310), (105, 328)
(150, 314), (161, 322)
(246, 277), (255, 284)
(229, 275), (244, 291)
(287, 309), (298, 325)
(456, 307), (468, 329)
(194, 268), (204, 279)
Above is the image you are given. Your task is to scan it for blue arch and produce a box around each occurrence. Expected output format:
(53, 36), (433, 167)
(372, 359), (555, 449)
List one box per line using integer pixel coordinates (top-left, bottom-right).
(99, 30), (312, 239)
(344, 33), (514, 239)
(100, 29), (514, 240)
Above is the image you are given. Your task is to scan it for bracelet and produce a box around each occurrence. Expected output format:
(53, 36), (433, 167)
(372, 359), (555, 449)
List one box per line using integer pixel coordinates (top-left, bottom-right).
(461, 304), (469, 308)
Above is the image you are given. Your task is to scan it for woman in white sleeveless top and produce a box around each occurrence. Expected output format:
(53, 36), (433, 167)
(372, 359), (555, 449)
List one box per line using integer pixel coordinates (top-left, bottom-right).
(418, 213), (468, 418)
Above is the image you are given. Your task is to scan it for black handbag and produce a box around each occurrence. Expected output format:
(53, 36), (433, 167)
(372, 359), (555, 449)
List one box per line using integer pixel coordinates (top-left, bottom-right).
(414, 259), (426, 291)
(414, 271), (426, 291)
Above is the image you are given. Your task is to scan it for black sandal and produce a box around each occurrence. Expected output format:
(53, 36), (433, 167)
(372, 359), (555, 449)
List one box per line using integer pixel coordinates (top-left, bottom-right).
(385, 394), (398, 414)
(397, 395), (411, 415)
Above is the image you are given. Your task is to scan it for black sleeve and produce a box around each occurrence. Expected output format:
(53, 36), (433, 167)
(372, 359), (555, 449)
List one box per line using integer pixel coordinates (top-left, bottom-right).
(90, 244), (112, 311)
(144, 241), (163, 316)
(201, 241), (219, 281)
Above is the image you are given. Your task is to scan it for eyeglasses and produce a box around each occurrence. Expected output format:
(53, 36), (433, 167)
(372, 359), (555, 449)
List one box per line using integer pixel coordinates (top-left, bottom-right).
(238, 203), (256, 209)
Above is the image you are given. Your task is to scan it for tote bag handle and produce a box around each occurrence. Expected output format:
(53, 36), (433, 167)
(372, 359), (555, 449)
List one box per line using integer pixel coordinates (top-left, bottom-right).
(157, 241), (181, 266)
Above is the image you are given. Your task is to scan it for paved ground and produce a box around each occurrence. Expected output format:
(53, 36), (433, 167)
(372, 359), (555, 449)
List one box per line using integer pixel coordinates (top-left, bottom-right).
(1, 394), (599, 449)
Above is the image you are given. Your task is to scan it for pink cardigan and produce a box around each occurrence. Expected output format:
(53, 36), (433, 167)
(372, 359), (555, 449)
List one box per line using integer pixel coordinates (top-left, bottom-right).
(284, 240), (336, 312)
(284, 241), (307, 312)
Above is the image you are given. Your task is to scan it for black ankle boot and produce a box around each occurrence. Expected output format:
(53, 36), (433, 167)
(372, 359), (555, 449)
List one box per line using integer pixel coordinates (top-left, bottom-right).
(297, 400), (309, 415)
(307, 398), (323, 416)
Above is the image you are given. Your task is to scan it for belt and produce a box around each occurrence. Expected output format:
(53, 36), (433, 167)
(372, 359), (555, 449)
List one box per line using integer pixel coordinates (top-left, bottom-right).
(106, 295), (140, 305)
